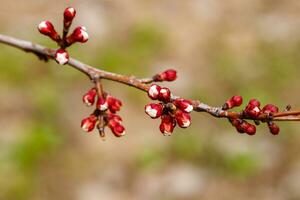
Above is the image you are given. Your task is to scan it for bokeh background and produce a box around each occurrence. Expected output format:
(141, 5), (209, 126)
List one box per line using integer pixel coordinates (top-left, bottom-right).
(1, 0), (300, 199)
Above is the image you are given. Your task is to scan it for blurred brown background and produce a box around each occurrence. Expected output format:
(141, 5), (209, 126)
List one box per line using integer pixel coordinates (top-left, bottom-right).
(1, 0), (300, 199)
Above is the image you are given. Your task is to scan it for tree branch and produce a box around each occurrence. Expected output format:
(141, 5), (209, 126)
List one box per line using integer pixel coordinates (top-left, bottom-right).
(1, 33), (300, 129)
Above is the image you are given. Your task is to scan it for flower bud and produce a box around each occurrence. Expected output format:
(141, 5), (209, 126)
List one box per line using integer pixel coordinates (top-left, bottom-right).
(243, 122), (256, 135)
(67, 26), (89, 44)
(108, 119), (125, 137)
(54, 49), (69, 65)
(268, 122), (280, 135)
(82, 88), (97, 106)
(223, 95), (243, 110)
(249, 99), (260, 107)
(262, 104), (279, 114)
(81, 115), (97, 132)
(107, 95), (122, 113)
(64, 7), (76, 23)
(96, 97), (108, 111)
(173, 98), (193, 113)
(38, 20), (60, 41)
(158, 87), (171, 102)
(155, 69), (177, 82)
(159, 115), (176, 136)
(145, 103), (163, 119)
(174, 110), (191, 128)
(147, 84), (161, 100)
(230, 118), (244, 134)
(244, 99), (261, 118)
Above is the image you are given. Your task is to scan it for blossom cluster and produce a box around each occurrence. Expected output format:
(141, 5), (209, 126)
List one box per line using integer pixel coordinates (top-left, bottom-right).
(80, 88), (125, 137)
(38, 7), (88, 65)
(224, 96), (280, 135)
(144, 70), (194, 135)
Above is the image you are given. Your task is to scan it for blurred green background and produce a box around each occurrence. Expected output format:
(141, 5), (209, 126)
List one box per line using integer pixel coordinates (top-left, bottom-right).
(1, 0), (300, 200)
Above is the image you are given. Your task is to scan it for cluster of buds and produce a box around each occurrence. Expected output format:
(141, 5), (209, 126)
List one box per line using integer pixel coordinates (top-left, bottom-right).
(81, 88), (125, 138)
(224, 96), (281, 136)
(229, 118), (256, 135)
(145, 84), (193, 136)
(38, 7), (89, 65)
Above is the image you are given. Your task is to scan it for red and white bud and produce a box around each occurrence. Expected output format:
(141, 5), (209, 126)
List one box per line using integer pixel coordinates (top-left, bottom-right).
(67, 26), (89, 44)
(82, 88), (97, 106)
(54, 49), (69, 65)
(108, 119), (125, 137)
(107, 95), (122, 113)
(175, 110), (192, 128)
(159, 115), (176, 136)
(147, 84), (161, 100)
(64, 7), (76, 22)
(81, 115), (97, 132)
(262, 104), (279, 114)
(244, 99), (261, 118)
(158, 87), (171, 102)
(144, 103), (163, 119)
(155, 69), (177, 82)
(173, 98), (193, 113)
(268, 122), (280, 135)
(96, 97), (108, 111)
(38, 20), (60, 41)
(223, 95), (243, 110)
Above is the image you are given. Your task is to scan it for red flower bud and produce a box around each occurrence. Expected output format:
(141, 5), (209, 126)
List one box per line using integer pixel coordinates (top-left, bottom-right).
(54, 49), (69, 65)
(145, 103), (163, 119)
(159, 115), (176, 136)
(231, 119), (255, 135)
(175, 110), (192, 128)
(223, 95), (243, 110)
(64, 7), (76, 22)
(268, 122), (280, 135)
(230, 118), (245, 133)
(249, 99), (260, 107)
(243, 122), (256, 135)
(38, 21), (60, 41)
(244, 99), (261, 118)
(96, 97), (108, 111)
(173, 98), (193, 113)
(67, 26), (89, 43)
(107, 95), (122, 113)
(158, 87), (171, 102)
(155, 69), (177, 82)
(235, 123), (245, 133)
(147, 84), (161, 100)
(108, 119), (125, 137)
(262, 104), (279, 114)
(82, 88), (97, 106)
(81, 115), (97, 132)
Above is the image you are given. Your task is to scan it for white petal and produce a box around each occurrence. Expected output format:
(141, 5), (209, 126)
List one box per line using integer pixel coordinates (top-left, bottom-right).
(149, 86), (159, 97)
(80, 29), (89, 41)
(182, 120), (191, 128)
(163, 131), (172, 136)
(184, 104), (193, 113)
(253, 107), (260, 113)
(38, 21), (47, 30)
(160, 89), (168, 94)
(67, 7), (75, 15)
(99, 102), (108, 111)
(146, 106), (158, 118)
(55, 52), (69, 65)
